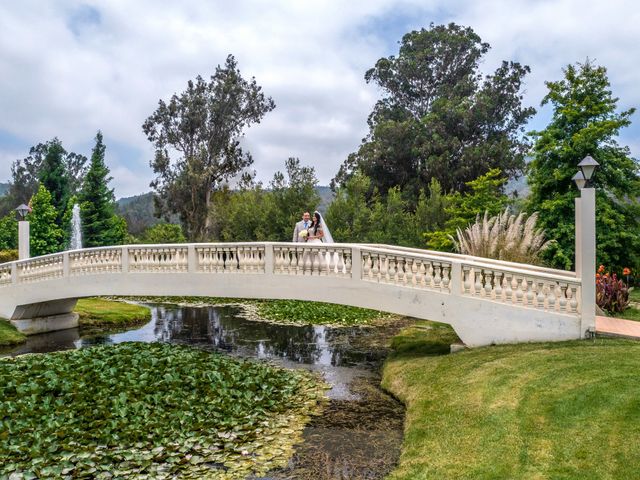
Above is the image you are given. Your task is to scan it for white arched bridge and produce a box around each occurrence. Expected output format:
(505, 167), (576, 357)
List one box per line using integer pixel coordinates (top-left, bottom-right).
(0, 243), (591, 347)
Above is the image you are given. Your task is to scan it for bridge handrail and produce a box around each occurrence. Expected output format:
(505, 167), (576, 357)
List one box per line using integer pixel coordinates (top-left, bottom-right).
(0, 242), (579, 283)
(361, 243), (576, 278)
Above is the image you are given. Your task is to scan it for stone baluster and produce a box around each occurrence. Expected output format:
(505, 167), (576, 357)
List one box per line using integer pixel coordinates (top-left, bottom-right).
(405, 258), (414, 287)
(311, 248), (320, 274)
(472, 268), (481, 296)
(525, 279), (535, 306)
(559, 283), (568, 313)
(481, 269), (491, 297)
(440, 264), (450, 292)
(514, 277), (523, 304)
(363, 253), (371, 279)
(371, 255), (380, 281)
(462, 265), (471, 294)
(414, 260), (424, 288)
(344, 251), (352, 277)
(387, 257), (396, 284)
(568, 285), (579, 313)
(547, 282), (557, 312)
(432, 262), (441, 290)
(495, 272), (505, 300)
(536, 282), (546, 309)
(505, 274), (513, 304)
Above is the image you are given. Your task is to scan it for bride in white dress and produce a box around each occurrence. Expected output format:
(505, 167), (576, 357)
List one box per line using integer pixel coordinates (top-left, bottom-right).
(306, 211), (334, 244)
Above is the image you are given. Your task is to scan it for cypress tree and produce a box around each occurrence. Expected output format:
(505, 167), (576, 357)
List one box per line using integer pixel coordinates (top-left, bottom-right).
(79, 131), (124, 247)
(526, 60), (640, 272)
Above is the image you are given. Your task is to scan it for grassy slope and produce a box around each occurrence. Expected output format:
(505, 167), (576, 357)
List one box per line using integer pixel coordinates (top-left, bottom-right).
(0, 319), (26, 346)
(75, 298), (151, 328)
(382, 322), (640, 480)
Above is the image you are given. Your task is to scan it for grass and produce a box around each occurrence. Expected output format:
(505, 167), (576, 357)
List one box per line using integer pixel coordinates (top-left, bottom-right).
(0, 319), (26, 347)
(617, 305), (640, 321)
(382, 322), (640, 479)
(629, 287), (640, 303)
(75, 298), (151, 329)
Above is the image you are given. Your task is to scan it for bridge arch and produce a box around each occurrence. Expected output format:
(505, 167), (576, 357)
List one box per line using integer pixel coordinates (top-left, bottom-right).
(0, 243), (586, 347)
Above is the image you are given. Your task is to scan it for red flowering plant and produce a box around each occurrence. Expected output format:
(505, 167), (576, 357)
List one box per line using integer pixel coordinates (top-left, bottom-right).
(596, 266), (630, 314)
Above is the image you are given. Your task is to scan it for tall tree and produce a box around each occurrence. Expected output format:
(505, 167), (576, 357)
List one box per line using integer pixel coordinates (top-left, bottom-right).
(1, 139), (87, 217)
(39, 139), (71, 227)
(143, 55), (276, 240)
(526, 60), (640, 272)
(78, 131), (127, 247)
(333, 23), (535, 200)
(27, 185), (63, 256)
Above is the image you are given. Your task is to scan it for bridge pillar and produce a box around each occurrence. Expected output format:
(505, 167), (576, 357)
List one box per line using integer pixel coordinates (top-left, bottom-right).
(18, 221), (30, 260)
(577, 187), (596, 336)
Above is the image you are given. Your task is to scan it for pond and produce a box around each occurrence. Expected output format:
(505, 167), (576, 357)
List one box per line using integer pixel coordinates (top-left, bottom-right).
(2, 304), (407, 479)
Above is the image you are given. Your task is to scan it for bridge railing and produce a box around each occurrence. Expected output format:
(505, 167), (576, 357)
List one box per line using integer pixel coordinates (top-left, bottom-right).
(0, 242), (582, 316)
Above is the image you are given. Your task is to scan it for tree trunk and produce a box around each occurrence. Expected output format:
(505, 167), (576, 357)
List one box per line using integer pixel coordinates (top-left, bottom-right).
(203, 185), (212, 240)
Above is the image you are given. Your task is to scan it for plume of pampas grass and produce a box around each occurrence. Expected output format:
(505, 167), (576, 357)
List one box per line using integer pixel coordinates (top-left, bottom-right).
(453, 209), (551, 265)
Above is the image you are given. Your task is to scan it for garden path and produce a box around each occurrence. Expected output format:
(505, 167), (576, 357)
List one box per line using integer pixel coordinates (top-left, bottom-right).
(595, 315), (640, 339)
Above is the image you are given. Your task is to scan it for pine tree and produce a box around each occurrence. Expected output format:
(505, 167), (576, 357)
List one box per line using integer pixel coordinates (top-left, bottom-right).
(79, 131), (126, 247)
(526, 60), (640, 272)
(38, 138), (71, 227)
(27, 185), (63, 256)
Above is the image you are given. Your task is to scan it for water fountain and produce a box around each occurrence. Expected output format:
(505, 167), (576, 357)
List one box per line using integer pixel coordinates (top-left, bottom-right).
(70, 203), (82, 250)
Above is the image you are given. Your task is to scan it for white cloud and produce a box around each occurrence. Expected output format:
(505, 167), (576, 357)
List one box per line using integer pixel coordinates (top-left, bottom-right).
(0, 0), (638, 198)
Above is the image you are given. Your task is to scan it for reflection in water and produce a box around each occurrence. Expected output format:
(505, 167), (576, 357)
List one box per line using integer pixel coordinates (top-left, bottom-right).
(77, 305), (388, 371)
(2, 303), (405, 480)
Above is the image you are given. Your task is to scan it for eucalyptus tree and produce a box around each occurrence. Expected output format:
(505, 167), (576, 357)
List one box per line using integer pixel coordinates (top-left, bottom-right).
(333, 23), (535, 200)
(143, 55), (275, 240)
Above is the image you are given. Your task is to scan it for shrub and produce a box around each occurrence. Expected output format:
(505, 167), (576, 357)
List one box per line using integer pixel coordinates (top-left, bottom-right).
(0, 249), (18, 263)
(140, 223), (186, 243)
(454, 209), (550, 265)
(596, 267), (630, 313)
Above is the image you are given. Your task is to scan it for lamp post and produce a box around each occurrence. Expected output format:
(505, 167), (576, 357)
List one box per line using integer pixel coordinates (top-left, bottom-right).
(573, 155), (599, 337)
(15, 204), (31, 260)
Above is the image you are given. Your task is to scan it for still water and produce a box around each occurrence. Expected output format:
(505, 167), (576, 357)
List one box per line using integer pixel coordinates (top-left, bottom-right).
(3, 304), (406, 479)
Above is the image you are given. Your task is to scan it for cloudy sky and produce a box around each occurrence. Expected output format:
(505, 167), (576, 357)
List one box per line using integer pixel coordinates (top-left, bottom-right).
(0, 0), (638, 198)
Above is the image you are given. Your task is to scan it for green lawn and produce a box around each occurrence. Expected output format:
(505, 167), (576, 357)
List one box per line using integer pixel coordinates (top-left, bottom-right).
(617, 305), (640, 321)
(75, 298), (151, 329)
(382, 322), (640, 480)
(0, 319), (26, 347)
(629, 287), (640, 303)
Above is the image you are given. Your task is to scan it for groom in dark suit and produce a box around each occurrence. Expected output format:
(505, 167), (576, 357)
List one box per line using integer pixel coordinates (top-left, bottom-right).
(292, 211), (311, 242)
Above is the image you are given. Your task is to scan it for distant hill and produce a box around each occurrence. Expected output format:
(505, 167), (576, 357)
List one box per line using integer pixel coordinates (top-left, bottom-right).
(116, 192), (163, 235)
(117, 186), (335, 235)
(315, 186), (334, 214)
(0, 182), (9, 196)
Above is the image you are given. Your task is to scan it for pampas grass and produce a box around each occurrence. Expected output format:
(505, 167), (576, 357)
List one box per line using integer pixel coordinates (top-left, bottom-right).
(454, 209), (550, 265)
